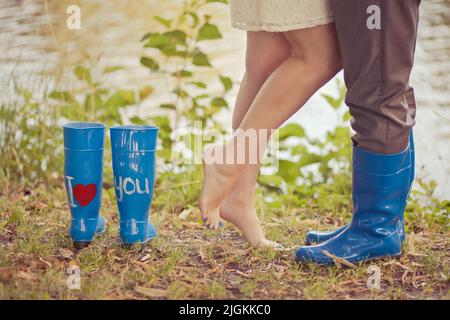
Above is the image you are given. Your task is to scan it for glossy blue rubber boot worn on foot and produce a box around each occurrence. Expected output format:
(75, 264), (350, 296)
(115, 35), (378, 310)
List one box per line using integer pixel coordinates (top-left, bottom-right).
(64, 123), (107, 249)
(296, 144), (411, 265)
(111, 125), (158, 245)
(305, 132), (415, 245)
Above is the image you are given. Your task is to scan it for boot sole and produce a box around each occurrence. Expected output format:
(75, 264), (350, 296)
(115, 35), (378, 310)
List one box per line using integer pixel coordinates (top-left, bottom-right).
(334, 252), (403, 267)
(73, 240), (92, 249)
(71, 219), (107, 249)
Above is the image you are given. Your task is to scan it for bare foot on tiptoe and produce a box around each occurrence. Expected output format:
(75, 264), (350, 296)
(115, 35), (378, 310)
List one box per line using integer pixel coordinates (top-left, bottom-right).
(220, 195), (284, 249)
(199, 144), (283, 250)
(199, 144), (240, 229)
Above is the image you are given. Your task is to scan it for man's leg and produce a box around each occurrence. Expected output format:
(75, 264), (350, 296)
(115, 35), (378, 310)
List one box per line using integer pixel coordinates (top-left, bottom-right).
(297, 0), (420, 264)
(333, 0), (420, 153)
(304, 88), (417, 245)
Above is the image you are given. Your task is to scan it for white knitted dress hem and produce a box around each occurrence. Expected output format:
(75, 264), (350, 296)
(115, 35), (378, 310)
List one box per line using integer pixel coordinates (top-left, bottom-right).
(230, 0), (334, 32)
(231, 15), (334, 32)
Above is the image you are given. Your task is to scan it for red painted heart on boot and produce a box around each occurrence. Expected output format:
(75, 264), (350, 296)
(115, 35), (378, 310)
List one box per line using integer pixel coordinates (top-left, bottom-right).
(73, 184), (97, 207)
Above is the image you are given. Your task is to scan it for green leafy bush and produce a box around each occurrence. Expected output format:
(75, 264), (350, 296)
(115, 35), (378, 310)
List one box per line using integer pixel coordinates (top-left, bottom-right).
(0, 86), (62, 188)
(136, 0), (233, 166)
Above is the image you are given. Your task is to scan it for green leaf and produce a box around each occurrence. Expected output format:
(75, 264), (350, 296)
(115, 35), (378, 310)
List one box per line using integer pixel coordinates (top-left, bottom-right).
(144, 33), (170, 48)
(150, 115), (172, 131)
(160, 103), (176, 110)
(144, 31), (186, 56)
(277, 160), (299, 184)
(140, 57), (159, 71)
(154, 16), (171, 28)
(342, 110), (351, 121)
(258, 174), (283, 188)
(186, 11), (199, 27)
(297, 152), (322, 168)
(140, 32), (153, 42)
(20, 88), (32, 101)
(164, 30), (187, 45)
(173, 70), (193, 78)
(194, 94), (210, 100)
(197, 23), (222, 41)
(74, 66), (92, 84)
(103, 66), (124, 73)
(160, 47), (187, 57)
(60, 103), (87, 121)
(219, 75), (232, 92)
(211, 97), (227, 108)
(278, 123), (305, 140)
(105, 90), (136, 109)
(172, 88), (189, 98)
(96, 89), (109, 96)
(49, 91), (75, 103)
(321, 93), (344, 110)
(157, 148), (172, 161)
(130, 116), (147, 125)
(188, 81), (207, 89)
(139, 86), (154, 100)
(192, 50), (211, 67)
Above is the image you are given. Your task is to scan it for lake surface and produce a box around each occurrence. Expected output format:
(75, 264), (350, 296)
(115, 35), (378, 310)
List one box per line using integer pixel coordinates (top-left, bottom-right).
(1, 0), (449, 199)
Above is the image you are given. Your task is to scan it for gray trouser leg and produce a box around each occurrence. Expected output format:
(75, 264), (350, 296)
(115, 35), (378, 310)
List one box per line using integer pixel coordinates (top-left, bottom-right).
(331, 0), (420, 153)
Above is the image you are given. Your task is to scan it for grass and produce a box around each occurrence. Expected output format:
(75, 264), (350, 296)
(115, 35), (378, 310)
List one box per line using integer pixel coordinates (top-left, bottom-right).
(0, 168), (448, 300)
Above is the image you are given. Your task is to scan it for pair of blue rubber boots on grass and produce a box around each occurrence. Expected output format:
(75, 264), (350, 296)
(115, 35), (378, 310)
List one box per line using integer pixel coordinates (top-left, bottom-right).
(64, 123), (158, 249)
(296, 133), (415, 265)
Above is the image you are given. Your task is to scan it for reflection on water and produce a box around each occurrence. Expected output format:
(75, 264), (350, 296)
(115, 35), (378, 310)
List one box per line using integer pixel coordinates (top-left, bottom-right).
(0, 0), (449, 198)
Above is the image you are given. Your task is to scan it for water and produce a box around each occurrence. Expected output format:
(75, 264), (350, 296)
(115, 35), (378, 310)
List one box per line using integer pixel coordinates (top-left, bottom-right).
(1, 0), (449, 199)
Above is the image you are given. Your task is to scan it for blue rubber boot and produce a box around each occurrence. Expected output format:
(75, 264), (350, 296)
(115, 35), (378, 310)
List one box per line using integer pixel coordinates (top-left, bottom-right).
(110, 125), (159, 245)
(305, 132), (415, 245)
(296, 144), (411, 265)
(64, 123), (108, 249)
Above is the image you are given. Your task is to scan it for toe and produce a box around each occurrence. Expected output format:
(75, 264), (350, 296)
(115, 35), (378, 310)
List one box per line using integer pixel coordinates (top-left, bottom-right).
(260, 239), (284, 250)
(204, 208), (220, 229)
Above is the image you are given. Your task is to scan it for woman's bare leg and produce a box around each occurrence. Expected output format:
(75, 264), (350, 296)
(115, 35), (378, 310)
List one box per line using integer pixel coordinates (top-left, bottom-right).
(200, 23), (342, 246)
(220, 31), (291, 246)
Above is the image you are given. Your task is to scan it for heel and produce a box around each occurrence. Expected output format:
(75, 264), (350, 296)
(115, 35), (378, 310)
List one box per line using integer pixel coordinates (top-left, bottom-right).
(70, 218), (99, 243)
(120, 220), (156, 245)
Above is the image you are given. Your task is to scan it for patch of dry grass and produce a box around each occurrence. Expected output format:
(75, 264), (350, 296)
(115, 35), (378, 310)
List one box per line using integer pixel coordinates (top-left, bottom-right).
(0, 173), (448, 300)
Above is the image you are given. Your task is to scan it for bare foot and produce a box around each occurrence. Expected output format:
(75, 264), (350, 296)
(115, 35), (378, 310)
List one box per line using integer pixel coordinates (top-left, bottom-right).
(199, 144), (241, 229)
(199, 144), (284, 250)
(220, 194), (283, 249)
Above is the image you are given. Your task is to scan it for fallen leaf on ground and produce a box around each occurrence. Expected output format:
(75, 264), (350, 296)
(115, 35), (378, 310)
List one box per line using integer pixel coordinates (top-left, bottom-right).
(59, 248), (74, 259)
(181, 221), (204, 230)
(135, 286), (167, 298)
(17, 271), (37, 281)
(198, 246), (208, 261)
(131, 260), (149, 269)
(0, 267), (13, 281)
(140, 254), (152, 263)
(394, 261), (410, 271)
(402, 270), (410, 285)
(48, 223), (66, 228)
(234, 270), (253, 278)
(301, 219), (321, 227)
(38, 256), (52, 268)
